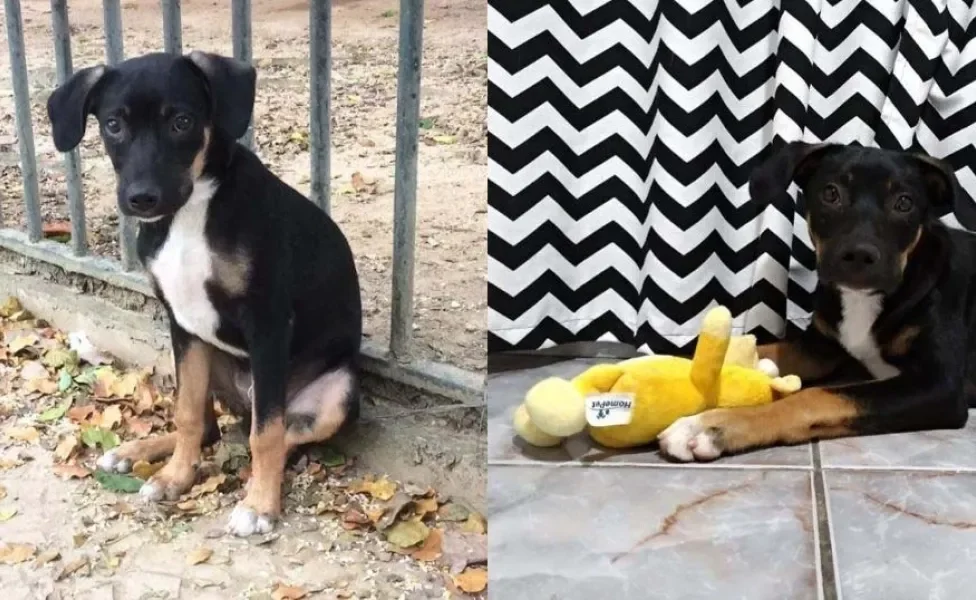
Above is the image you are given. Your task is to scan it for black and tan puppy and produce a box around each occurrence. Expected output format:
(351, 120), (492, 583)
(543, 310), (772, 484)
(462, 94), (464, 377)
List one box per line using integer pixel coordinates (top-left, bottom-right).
(46, 52), (362, 535)
(658, 141), (976, 461)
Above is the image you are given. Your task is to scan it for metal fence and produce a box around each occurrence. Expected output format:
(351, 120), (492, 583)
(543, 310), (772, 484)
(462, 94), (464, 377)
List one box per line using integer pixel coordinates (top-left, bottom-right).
(0, 0), (483, 405)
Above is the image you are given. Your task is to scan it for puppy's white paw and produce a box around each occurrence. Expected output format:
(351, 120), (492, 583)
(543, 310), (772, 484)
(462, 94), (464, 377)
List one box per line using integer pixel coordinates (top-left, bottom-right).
(96, 450), (132, 474)
(138, 480), (166, 503)
(658, 415), (723, 462)
(226, 504), (275, 537)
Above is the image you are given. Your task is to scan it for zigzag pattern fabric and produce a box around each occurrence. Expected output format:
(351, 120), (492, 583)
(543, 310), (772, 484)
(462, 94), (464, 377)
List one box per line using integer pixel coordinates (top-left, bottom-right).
(488, 0), (976, 355)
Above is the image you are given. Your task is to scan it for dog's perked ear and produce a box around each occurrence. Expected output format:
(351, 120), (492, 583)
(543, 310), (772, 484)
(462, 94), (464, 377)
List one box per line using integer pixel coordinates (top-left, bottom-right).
(185, 51), (257, 141)
(46, 65), (109, 152)
(748, 141), (841, 205)
(910, 154), (976, 231)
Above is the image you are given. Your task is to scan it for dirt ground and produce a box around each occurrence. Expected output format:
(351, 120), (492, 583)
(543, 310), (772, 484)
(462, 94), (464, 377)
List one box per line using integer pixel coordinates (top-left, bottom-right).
(0, 299), (488, 599)
(0, 0), (487, 373)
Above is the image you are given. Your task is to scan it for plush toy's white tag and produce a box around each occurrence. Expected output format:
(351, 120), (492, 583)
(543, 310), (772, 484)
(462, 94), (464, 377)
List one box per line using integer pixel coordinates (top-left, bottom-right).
(585, 393), (635, 427)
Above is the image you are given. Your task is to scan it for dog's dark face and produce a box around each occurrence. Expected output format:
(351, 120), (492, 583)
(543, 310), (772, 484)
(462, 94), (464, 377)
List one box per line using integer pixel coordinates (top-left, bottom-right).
(46, 52), (256, 221)
(750, 142), (976, 294)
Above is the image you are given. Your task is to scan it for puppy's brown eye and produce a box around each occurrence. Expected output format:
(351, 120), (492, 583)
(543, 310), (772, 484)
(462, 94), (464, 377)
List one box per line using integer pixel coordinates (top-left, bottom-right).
(172, 114), (194, 133)
(822, 184), (840, 205)
(894, 195), (914, 212)
(104, 118), (123, 136)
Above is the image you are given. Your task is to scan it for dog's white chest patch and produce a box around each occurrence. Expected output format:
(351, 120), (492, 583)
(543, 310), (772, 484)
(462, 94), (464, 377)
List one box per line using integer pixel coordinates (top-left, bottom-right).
(148, 179), (248, 358)
(836, 287), (899, 380)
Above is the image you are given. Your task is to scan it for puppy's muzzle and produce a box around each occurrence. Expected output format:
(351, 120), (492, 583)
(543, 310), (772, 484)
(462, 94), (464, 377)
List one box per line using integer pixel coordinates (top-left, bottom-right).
(821, 240), (895, 291)
(121, 183), (162, 219)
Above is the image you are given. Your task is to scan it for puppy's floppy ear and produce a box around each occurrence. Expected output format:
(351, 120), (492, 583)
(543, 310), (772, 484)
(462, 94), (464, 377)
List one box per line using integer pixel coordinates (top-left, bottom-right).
(186, 51), (256, 140)
(910, 154), (976, 231)
(46, 65), (109, 152)
(749, 141), (839, 205)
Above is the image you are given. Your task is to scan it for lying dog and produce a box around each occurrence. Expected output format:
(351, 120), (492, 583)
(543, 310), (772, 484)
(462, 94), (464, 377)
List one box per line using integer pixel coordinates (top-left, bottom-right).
(46, 52), (362, 535)
(659, 141), (976, 461)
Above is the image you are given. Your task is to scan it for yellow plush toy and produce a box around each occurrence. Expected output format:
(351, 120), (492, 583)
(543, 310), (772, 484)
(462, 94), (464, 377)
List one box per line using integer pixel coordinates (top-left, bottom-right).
(512, 305), (802, 449)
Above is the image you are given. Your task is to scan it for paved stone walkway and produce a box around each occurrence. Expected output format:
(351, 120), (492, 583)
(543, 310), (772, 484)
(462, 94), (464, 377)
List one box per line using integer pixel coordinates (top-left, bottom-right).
(488, 359), (976, 600)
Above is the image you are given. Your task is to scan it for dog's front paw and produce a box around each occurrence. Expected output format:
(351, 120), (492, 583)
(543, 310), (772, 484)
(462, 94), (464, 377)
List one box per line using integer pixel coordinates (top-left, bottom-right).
(226, 503), (276, 537)
(658, 415), (724, 462)
(138, 464), (197, 503)
(96, 450), (132, 474)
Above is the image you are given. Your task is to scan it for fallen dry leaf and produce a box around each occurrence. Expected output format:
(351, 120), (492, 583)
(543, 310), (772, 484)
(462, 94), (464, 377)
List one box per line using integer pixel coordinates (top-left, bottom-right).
(131, 460), (163, 480)
(7, 334), (39, 354)
(126, 417), (153, 437)
(461, 512), (487, 535)
(5, 426), (39, 444)
(348, 475), (397, 501)
(97, 405), (123, 429)
(377, 492), (414, 531)
(91, 368), (119, 398)
(0, 544), (36, 564)
(411, 527), (444, 562)
(271, 583), (308, 600)
(52, 464), (92, 480)
(365, 507), (385, 524)
(0, 457), (23, 470)
(42, 222), (72, 236)
(186, 547), (213, 566)
(19, 360), (47, 380)
(56, 557), (88, 580)
(453, 567), (488, 593)
(54, 436), (80, 462)
(133, 382), (156, 414)
(438, 501), (470, 522)
(342, 507), (371, 529)
(67, 404), (97, 424)
(35, 550), (61, 565)
(188, 473), (226, 497)
(440, 530), (488, 574)
(385, 520), (429, 548)
(25, 377), (59, 395)
(0, 296), (23, 318)
(0, 508), (17, 522)
(413, 496), (439, 518)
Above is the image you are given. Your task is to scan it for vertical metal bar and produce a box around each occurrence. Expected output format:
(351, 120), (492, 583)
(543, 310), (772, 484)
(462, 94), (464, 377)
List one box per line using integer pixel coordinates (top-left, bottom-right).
(4, 0), (42, 240)
(231, 0), (253, 149)
(389, 0), (424, 361)
(51, 0), (88, 255)
(102, 0), (138, 270)
(309, 0), (332, 213)
(161, 0), (182, 55)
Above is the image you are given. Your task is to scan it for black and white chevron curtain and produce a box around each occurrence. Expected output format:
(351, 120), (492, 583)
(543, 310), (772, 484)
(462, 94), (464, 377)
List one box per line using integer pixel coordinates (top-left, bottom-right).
(487, 0), (976, 355)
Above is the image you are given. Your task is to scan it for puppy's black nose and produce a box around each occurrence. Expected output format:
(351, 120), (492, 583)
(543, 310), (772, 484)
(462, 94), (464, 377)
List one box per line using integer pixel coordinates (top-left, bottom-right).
(126, 190), (160, 215)
(841, 243), (881, 267)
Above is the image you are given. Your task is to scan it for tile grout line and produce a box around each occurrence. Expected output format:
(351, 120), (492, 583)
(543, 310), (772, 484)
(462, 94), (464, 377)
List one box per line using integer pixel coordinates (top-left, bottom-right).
(812, 442), (840, 600)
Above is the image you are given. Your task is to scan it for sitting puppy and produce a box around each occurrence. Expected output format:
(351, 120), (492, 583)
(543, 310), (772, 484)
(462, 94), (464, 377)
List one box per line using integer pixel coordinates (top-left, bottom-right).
(658, 141), (976, 461)
(47, 51), (362, 536)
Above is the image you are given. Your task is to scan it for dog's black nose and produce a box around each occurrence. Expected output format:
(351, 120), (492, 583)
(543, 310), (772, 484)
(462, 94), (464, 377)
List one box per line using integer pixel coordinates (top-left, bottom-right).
(126, 191), (160, 215)
(841, 243), (881, 267)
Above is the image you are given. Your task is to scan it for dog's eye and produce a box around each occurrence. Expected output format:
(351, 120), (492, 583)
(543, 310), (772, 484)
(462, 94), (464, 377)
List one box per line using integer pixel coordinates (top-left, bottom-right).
(104, 118), (123, 136)
(822, 184), (840, 205)
(171, 114), (194, 133)
(894, 195), (914, 212)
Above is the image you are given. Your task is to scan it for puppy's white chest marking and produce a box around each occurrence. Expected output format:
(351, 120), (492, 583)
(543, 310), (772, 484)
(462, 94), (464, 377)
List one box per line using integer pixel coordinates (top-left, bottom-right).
(149, 179), (248, 358)
(836, 287), (899, 380)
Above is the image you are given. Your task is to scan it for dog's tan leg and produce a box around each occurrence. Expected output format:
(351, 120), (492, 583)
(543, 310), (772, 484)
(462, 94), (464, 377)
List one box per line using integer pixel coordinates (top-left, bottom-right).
(658, 388), (858, 461)
(96, 433), (179, 474)
(138, 340), (213, 502)
(224, 366), (355, 537)
(225, 416), (288, 536)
